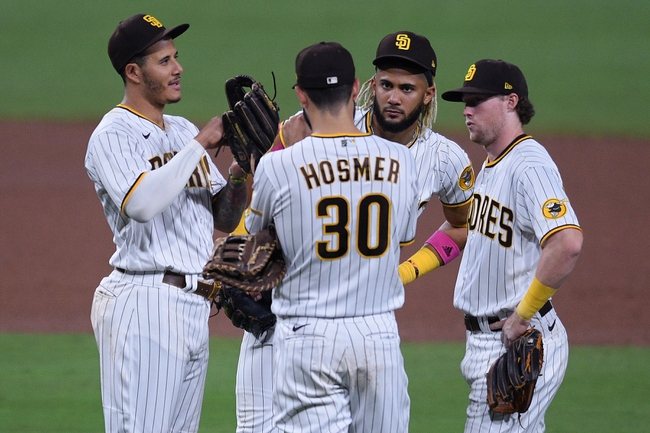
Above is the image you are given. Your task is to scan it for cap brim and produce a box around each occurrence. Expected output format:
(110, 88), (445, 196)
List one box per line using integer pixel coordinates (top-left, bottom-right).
(164, 23), (189, 41)
(441, 87), (500, 102)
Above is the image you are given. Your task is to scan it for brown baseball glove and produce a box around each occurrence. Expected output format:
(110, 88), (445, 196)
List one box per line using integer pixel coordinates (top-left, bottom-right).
(202, 225), (286, 293)
(486, 328), (544, 414)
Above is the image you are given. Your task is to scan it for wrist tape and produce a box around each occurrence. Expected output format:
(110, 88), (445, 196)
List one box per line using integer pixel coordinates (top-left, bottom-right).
(516, 277), (558, 320)
(398, 247), (441, 285)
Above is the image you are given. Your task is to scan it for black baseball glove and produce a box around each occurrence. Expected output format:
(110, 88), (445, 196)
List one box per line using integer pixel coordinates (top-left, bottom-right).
(222, 75), (280, 174)
(214, 286), (276, 339)
(486, 328), (544, 414)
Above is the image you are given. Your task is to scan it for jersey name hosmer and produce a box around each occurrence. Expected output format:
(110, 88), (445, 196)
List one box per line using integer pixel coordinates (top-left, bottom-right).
(467, 192), (514, 248)
(299, 156), (400, 190)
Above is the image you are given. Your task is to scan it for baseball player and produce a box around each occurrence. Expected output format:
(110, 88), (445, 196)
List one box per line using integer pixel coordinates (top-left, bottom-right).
(245, 41), (420, 433)
(85, 14), (248, 433)
(441, 59), (583, 432)
(232, 32), (475, 433)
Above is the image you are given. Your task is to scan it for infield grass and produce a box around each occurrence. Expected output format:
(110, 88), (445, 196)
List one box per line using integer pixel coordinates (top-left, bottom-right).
(0, 334), (648, 432)
(1, 0), (648, 139)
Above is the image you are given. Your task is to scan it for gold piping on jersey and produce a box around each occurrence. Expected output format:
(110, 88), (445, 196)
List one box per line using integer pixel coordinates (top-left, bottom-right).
(364, 111), (421, 148)
(278, 120), (289, 149)
(441, 196), (472, 208)
(116, 104), (165, 130)
(485, 134), (532, 167)
(121, 172), (147, 216)
(249, 207), (263, 217)
(540, 224), (582, 247)
(311, 132), (371, 138)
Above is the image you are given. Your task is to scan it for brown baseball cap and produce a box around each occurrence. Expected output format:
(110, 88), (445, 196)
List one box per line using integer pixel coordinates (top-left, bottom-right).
(108, 13), (189, 74)
(442, 59), (528, 102)
(294, 42), (355, 89)
(373, 31), (437, 76)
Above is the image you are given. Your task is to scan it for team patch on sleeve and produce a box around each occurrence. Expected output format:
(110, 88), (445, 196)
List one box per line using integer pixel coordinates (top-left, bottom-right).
(459, 165), (475, 191)
(542, 198), (568, 219)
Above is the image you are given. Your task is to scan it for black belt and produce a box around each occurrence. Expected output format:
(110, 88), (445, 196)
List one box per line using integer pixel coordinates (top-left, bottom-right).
(464, 300), (553, 332)
(116, 268), (219, 300)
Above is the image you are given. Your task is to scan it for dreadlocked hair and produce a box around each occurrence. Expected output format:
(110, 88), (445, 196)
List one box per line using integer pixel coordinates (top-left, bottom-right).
(356, 76), (438, 130)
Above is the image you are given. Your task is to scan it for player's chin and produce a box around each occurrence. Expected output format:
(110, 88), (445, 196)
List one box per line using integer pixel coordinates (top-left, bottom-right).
(166, 94), (183, 104)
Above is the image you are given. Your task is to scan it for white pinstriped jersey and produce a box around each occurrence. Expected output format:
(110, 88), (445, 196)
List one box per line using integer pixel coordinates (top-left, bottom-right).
(454, 135), (581, 317)
(355, 108), (474, 213)
(246, 133), (420, 318)
(85, 106), (226, 273)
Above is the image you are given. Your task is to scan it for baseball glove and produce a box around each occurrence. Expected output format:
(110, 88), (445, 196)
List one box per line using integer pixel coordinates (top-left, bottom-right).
(202, 225), (286, 293)
(486, 328), (544, 414)
(222, 74), (280, 174)
(214, 286), (276, 339)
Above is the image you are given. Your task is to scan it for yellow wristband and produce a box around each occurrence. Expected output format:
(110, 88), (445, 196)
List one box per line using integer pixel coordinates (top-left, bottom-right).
(516, 277), (558, 320)
(398, 261), (418, 285)
(398, 246), (442, 285)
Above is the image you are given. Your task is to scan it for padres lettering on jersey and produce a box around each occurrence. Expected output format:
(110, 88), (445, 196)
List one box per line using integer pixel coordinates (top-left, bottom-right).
(149, 151), (212, 188)
(467, 193), (514, 248)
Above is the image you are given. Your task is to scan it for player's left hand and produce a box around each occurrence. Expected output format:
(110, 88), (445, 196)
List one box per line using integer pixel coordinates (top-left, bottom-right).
(229, 160), (248, 181)
(498, 312), (531, 348)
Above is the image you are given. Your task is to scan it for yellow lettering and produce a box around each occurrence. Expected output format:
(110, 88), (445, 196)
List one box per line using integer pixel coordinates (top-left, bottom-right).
(465, 64), (477, 81)
(395, 34), (411, 50)
(143, 15), (163, 28)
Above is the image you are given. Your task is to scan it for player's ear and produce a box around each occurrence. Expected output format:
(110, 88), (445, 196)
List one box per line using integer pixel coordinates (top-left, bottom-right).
(423, 83), (435, 105)
(505, 93), (519, 111)
(295, 86), (309, 109)
(351, 78), (361, 101)
(124, 63), (142, 84)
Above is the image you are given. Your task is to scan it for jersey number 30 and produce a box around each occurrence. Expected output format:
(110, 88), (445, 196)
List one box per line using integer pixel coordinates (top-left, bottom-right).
(316, 194), (390, 260)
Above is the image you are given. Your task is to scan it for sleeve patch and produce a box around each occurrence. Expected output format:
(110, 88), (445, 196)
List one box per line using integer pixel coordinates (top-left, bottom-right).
(542, 198), (568, 219)
(459, 165), (475, 191)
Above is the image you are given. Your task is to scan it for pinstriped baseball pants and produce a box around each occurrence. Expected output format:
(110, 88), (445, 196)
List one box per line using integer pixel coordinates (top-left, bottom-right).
(273, 312), (410, 433)
(91, 270), (211, 433)
(461, 308), (568, 432)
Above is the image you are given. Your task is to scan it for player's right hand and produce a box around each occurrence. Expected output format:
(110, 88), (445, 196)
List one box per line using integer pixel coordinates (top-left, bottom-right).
(195, 115), (224, 149)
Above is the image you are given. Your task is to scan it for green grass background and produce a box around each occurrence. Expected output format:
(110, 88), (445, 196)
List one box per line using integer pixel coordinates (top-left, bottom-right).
(2, 1), (649, 432)
(1, 0), (648, 139)
(2, 334), (649, 433)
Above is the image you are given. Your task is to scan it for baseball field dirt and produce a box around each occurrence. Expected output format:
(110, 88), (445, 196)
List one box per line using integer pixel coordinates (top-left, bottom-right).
(2, 121), (648, 346)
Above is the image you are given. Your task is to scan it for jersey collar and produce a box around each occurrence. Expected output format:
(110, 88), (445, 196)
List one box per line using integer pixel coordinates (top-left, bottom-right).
(485, 134), (532, 167)
(116, 104), (165, 130)
(311, 131), (372, 138)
